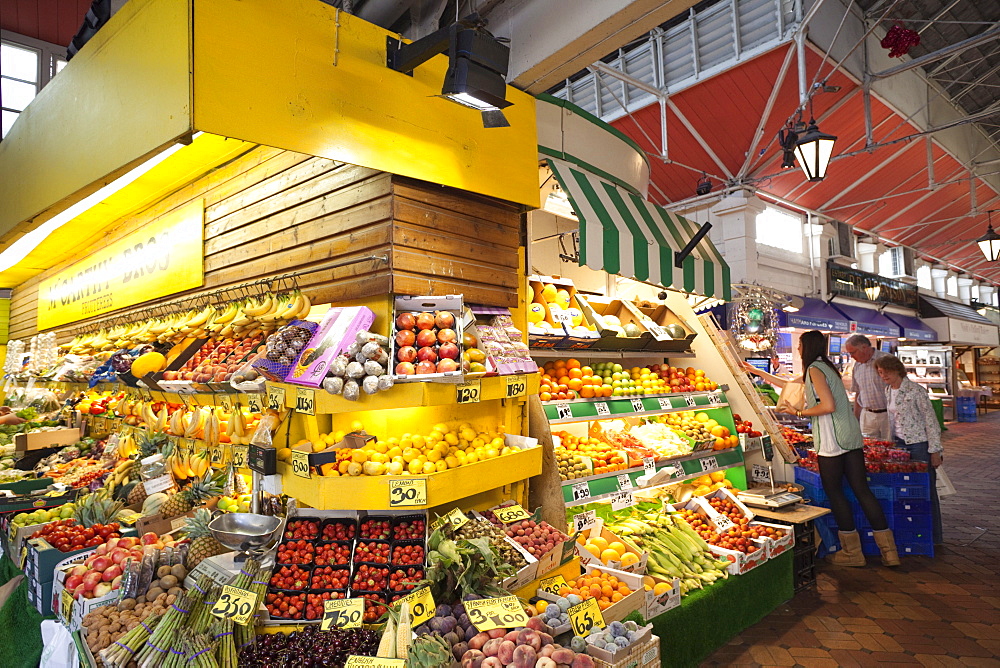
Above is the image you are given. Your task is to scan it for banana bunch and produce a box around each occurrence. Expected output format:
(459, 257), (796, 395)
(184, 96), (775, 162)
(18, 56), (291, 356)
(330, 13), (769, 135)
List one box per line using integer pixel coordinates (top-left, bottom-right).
(117, 432), (138, 459)
(226, 408), (252, 445)
(224, 291), (313, 339)
(607, 511), (731, 596)
(167, 447), (209, 479)
(106, 459), (137, 495)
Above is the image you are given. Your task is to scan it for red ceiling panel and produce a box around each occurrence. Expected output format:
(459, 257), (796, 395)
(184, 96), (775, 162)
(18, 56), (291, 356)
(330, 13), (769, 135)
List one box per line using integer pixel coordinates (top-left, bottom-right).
(1, 0), (90, 47)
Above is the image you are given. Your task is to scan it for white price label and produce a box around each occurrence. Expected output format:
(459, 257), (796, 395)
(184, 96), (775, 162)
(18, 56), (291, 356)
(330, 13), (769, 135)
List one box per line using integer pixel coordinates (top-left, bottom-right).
(708, 393), (722, 405)
(573, 510), (597, 533)
(594, 402), (610, 416)
(571, 481), (591, 502)
(699, 456), (719, 472)
(551, 311), (573, 325)
(617, 474), (633, 490)
(143, 474), (174, 495)
(658, 397), (672, 410)
(556, 403), (572, 420)
(647, 324), (670, 341)
(630, 398), (645, 412)
(610, 490), (636, 511)
(751, 464), (772, 484)
(684, 395), (696, 407)
(738, 433), (748, 450)
(706, 506), (736, 533)
(643, 457), (656, 474)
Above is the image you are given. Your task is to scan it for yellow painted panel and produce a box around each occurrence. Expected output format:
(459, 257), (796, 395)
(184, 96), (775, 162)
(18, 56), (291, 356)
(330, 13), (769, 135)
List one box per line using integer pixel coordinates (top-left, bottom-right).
(36, 199), (205, 330)
(0, 0), (192, 243)
(193, 0), (539, 208)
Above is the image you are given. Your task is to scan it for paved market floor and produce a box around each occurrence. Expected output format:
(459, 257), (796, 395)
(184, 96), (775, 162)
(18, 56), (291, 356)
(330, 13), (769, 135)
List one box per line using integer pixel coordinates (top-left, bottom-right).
(703, 412), (1000, 667)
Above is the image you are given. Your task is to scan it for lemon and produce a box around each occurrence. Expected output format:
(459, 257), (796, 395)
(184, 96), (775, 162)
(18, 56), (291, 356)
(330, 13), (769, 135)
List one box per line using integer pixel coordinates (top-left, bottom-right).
(333, 430), (346, 442)
(432, 423), (449, 434)
(445, 432), (459, 446)
(412, 435), (426, 449)
(386, 461), (404, 475)
(277, 447), (292, 461)
(407, 459), (423, 474)
(426, 450), (442, 463)
(386, 446), (402, 459)
(372, 440), (388, 454)
(402, 448), (420, 463)
(350, 420), (364, 432)
(427, 430), (443, 443)
(490, 437), (505, 449)
(485, 448), (499, 459)
(351, 450), (368, 464)
(455, 452), (467, 466)
(466, 452), (480, 464)
(399, 437), (413, 449)
(460, 427), (476, 442)
(422, 461), (436, 474)
(324, 433), (338, 445)
(445, 456), (460, 468)
(435, 460), (448, 472)
(471, 437), (485, 449)
(500, 446), (512, 456)
(311, 441), (326, 453)
(390, 456), (404, 465)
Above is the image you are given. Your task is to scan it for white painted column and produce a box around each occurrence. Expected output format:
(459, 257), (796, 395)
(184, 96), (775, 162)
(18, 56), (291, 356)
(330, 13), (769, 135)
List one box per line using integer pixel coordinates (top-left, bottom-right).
(931, 266), (949, 298)
(856, 241), (879, 273)
(957, 277), (974, 304)
(979, 284), (996, 306)
(708, 193), (766, 285)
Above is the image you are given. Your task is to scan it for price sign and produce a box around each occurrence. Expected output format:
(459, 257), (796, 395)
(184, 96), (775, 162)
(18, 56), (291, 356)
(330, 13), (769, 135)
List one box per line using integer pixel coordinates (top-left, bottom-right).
(643, 457), (657, 474)
(617, 474), (633, 491)
(245, 394), (263, 414)
(751, 464), (771, 484)
(321, 598), (364, 630)
(391, 587), (435, 627)
(573, 510), (596, 534)
(657, 397), (672, 410)
(594, 402), (610, 416)
(630, 397), (645, 413)
(684, 395), (696, 407)
(610, 490), (636, 511)
(212, 585), (259, 626)
(568, 598), (605, 637)
(290, 450), (311, 479)
(708, 392), (722, 405)
(555, 403), (572, 420)
(447, 508), (469, 530)
(647, 324), (670, 341)
(551, 311), (573, 326)
(571, 481), (591, 502)
(389, 479), (427, 507)
(232, 446), (249, 469)
(464, 596), (529, 632)
(706, 506), (736, 533)
(699, 456), (719, 472)
(295, 388), (316, 415)
(539, 574), (568, 596)
(217, 393), (234, 413)
(344, 658), (404, 668)
(144, 474), (175, 495)
(493, 504), (531, 524)
(60, 589), (73, 622)
(506, 375), (527, 398)
(266, 385), (286, 411)
(738, 433), (747, 450)
(456, 380), (481, 404)
(209, 444), (224, 466)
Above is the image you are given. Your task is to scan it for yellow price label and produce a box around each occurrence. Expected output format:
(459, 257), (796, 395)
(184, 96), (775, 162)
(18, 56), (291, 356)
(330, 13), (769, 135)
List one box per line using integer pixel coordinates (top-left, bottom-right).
(217, 393), (234, 413)
(266, 385), (286, 411)
(295, 387), (316, 415)
(429, 508), (469, 533)
(568, 598), (605, 637)
(209, 444), (225, 466)
(388, 478), (427, 507)
(505, 374), (527, 398)
(464, 595), (529, 632)
(493, 504), (531, 524)
(245, 394), (263, 413)
(232, 445), (249, 469)
(455, 379), (481, 404)
(290, 450), (311, 479)
(391, 587), (435, 628)
(60, 589), (73, 621)
(321, 597), (365, 630)
(538, 575), (568, 596)
(211, 585), (259, 626)
(344, 658), (404, 668)
(19, 546), (27, 570)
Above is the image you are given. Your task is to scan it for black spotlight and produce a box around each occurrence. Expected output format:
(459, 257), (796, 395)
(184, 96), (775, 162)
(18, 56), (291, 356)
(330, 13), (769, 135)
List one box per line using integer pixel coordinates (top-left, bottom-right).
(696, 173), (712, 196)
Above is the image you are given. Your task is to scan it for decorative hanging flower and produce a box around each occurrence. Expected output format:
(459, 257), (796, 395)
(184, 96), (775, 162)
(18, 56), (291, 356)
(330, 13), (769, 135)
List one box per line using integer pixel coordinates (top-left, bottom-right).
(881, 24), (920, 59)
(733, 288), (778, 351)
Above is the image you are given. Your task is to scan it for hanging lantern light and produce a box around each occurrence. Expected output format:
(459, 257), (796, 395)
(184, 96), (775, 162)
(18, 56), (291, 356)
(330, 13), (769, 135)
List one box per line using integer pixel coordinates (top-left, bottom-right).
(794, 119), (837, 182)
(977, 210), (1000, 262)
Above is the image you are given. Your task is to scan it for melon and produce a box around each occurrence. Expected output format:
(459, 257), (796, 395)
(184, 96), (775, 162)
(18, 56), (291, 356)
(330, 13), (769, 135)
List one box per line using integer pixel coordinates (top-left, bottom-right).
(665, 324), (687, 339)
(131, 352), (166, 377)
(623, 323), (642, 337)
(142, 492), (169, 516)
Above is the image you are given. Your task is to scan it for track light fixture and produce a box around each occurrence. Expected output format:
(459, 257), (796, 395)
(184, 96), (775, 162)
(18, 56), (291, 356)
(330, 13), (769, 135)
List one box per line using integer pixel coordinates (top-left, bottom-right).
(696, 173), (712, 196)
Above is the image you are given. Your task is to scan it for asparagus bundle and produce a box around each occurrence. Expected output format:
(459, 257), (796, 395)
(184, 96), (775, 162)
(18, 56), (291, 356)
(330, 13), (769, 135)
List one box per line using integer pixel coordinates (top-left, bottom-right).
(210, 617), (237, 668)
(99, 613), (161, 668)
(136, 583), (207, 667)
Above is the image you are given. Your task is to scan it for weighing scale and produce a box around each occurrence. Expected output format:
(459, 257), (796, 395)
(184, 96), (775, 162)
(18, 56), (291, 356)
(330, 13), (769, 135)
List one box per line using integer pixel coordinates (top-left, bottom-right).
(738, 486), (803, 509)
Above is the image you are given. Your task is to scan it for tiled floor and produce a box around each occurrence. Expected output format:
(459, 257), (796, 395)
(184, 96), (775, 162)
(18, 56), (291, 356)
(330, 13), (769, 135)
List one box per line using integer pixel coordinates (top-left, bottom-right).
(703, 412), (1000, 667)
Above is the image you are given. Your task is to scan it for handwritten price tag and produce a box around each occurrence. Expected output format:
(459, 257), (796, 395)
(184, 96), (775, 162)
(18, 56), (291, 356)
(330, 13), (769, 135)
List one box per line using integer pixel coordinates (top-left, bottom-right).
(706, 506), (736, 533)
(643, 457), (657, 474)
(555, 403), (572, 420)
(493, 504), (531, 524)
(391, 587), (435, 627)
(610, 490), (636, 511)
(321, 598), (364, 630)
(211, 585), (258, 626)
(245, 394), (263, 413)
(456, 380), (481, 404)
(617, 474), (633, 490)
(630, 398), (645, 413)
(266, 385), (286, 411)
(699, 456), (719, 472)
(209, 444), (225, 466)
(568, 598), (605, 637)
(571, 481), (591, 502)
(657, 397), (672, 410)
(291, 450), (311, 479)
(464, 596), (529, 632)
(430, 508), (469, 533)
(389, 479), (427, 507)
(232, 446), (249, 469)
(217, 393), (234, 413)
(684, 395), (697, 407)
(344, 658), (404, 668)
(295, 387), (316, 415)
(594, 402), (610, 416)
(647, 324), (670, 341)
(708, 392), (722, 405)
(506, 375), (527, 398)
(538, 575), (568, 596)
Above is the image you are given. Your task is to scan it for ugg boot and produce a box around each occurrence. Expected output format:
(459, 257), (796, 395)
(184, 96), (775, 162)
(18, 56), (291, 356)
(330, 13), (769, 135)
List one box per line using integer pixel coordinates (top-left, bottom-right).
(872, 529), (901, 567)
(828, 530), (866, 567)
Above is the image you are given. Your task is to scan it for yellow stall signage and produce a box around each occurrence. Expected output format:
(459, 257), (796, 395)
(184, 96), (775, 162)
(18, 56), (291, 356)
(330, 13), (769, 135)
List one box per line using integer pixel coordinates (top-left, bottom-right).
(37, 200), (204, 330)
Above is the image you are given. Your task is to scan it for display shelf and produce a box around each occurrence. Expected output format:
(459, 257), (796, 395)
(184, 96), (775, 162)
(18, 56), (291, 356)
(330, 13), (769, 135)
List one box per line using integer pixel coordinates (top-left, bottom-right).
(530, 349), (695, 360)
(561, 447), (745, 506)
(277, 445), (543, 510)
(543, 390), (729, 424)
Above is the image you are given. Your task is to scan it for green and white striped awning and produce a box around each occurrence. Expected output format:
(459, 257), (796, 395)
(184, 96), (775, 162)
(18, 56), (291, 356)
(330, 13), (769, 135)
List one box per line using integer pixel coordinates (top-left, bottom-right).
(548, 159), (731, 301)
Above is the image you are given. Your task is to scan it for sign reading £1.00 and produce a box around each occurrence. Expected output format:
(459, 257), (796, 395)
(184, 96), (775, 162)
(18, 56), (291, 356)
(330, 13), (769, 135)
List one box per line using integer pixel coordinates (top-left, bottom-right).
(37, 199), (205, 330)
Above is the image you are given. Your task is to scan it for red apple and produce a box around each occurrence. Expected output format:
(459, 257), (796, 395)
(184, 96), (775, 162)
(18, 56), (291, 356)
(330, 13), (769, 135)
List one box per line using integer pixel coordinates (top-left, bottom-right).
(141, 532), (160, 546)
(109, 548), (129, 565)
(396, 346), (417, 363)
(395, 362), (415, 375)
(415, 360), (437, 375)
(111, 575), (122, 589)
(102, 565), (123, 582)
(395, 313), (416, 330)
(434, 311), (455, 329)
(415, 329), (438, 348)
(94, 543), (109, 556)
(416, 347), (438, 363)
(437, 328), (457, 344)
(70, 565), (89, 578)
(117, 537), (138, 549)
(93, 582), (113, 598)
(415, 312), (436, 330)
(82, 571), (103, 590)
(65, 574), (84, 591)
(91, 556), (111, 572)
(438, 342), (460, 360)
(72, 583), (88, 599)
(437, 359), (459, 373)
(395, 330), (416, 347)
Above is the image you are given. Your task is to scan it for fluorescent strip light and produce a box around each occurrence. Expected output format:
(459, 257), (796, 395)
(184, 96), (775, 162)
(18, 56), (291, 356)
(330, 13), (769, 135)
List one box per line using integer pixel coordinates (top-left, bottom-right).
(0, 141), (187, 273)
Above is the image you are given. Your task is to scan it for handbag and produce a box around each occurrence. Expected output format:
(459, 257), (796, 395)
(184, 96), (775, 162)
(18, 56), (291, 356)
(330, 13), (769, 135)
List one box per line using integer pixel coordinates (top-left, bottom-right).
(936, 466), (957, 497)
(777, 378), (806, 413)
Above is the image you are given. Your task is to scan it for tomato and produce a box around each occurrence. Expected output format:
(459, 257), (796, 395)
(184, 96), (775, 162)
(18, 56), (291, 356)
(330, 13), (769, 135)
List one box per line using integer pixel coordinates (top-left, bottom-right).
(96, 526), (111, 539)
(86, 536), (102, 547)
(81, 528), (95, 540)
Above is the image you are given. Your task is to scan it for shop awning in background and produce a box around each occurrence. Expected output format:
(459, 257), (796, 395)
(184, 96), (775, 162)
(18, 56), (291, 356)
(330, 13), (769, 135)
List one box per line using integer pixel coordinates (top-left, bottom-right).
(830, 302), (901, 338)
(919, 295), (995, 325)
(919, 295), (999, 346)
(548, 159), (731, 301)
(777, 297), (850, 332)
(883, 313), (938, 341)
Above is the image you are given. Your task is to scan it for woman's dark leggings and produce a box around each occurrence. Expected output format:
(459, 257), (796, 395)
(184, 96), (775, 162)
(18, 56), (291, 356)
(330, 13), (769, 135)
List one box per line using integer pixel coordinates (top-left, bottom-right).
(818, 448), (888, 532)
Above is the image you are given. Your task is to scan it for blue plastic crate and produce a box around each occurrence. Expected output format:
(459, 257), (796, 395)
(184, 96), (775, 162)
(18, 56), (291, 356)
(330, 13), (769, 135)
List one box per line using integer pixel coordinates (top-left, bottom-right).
(894, 527), (933, 544)
(896, 484), (930, 500)
(869, 484), (894, 502)
(794, 467), (822, 488)
(899, 541), (935, 557)
(892, 513), (933, 532)
(894, 498), (931, 515)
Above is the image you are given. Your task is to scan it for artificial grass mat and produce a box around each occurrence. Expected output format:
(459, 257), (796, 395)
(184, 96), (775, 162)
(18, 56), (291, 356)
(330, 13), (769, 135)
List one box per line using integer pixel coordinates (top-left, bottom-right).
(0, 554), (45, 668)
(625, 550), (793, 667)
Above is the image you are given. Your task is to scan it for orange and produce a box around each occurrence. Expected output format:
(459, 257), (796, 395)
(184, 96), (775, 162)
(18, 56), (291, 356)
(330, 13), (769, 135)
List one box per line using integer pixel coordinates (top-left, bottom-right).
(566, 358), (581, 369)
(611, 592), (623, 602)
(584, 544), (602, 558)
(608, 542), (627, 557)
(568, 378), (583, 391)
(568, 367), (583, 379)
(589, 536), (609, 551)
(581, 366), (593, 377)
(601, 585), (614, 598)
(579, 386), (595, 399)
(540, 392), (552, 402)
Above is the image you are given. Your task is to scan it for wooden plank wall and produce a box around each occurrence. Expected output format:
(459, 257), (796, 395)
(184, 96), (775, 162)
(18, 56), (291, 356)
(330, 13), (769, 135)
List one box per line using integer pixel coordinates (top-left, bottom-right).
(9, 146), (523, 341)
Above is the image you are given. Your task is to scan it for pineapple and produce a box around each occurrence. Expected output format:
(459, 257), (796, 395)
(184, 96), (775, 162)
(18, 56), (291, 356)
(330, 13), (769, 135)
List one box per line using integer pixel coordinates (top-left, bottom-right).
(127, 432), (171, 506)
(184, 508), (226, 569)
(160, 469), (226, 518)
(76, 488), (124, 528)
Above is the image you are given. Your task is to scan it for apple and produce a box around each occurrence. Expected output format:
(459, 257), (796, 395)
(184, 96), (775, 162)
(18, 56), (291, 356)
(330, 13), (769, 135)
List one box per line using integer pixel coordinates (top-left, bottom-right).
(416, 347), (438, 364)
(437, 359), (459, 373)
(94, 543), (109, 556)
(434, 311), (455, 329)
(415, 329), (438, 348)
(93, 582), (113, 598)
(395, 330), (416, 347)
(437, 328), (457, 344)
(91, 556), (112, 572)
(82, 571), (103, 590)
(111, 575), (122, 589)
(438, 342), (459, 360)
(415, 312), (436, 330)
(395, 313), (416, 330)
(72, 583), (88, 599)
(70, 565), (89, 578)
(117, 537), (138, 549)
(64, 574), (84, 591)
(141, 532), (160, 546)
(102, 565), (122, 582)
(109, 548), (129, 565)
(415, 360), (437, 375)
(82, 590), (95, 600)
(395, 362), (415, 376)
